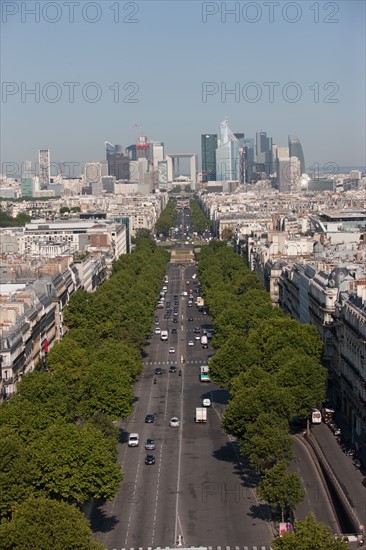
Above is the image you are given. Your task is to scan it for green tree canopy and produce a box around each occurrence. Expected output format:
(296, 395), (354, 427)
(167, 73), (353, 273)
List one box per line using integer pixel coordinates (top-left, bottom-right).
(257, 461), (305, 522)
(0, 495), (106, 550)
(272, 513), (349, 550)
(241, 413), (293, 473)
(0, 433), (34, 519)
(223, 375), (294, 439)
(30, 423), (122, 504)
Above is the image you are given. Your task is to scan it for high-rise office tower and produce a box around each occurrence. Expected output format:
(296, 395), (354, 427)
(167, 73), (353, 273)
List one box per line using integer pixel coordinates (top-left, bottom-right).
(105, 142), (123, 160)
(105, 142), (129, 180)
(215, 120), (240, 181)
(125, 144), (137, 160)
(136, 136), (150, 160)
(237, 138), (255, 184)
(201, 134), (218, 182)
(151, 142), (164, 169)
(276, 146), (291, 193)
(22, 160), (33, 180)
(39, 149), (50, 185)
(256, 132), (273, 175)
(288, 135), (305, 175)
(158, 160), (168, 189)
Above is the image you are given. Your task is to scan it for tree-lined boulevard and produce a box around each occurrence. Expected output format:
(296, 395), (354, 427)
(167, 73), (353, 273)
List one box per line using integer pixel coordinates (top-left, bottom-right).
(0, 200), (356, 549)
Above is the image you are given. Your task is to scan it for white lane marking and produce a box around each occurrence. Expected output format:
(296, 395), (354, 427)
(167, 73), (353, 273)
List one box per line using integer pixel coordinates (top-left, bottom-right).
(174, 286), (186, 547)
(151, 445), (163, 546)
(124, 444), (143, 546)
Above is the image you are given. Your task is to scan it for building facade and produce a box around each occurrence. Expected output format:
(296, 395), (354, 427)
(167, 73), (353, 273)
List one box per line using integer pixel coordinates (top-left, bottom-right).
(201, 134), (218, 182)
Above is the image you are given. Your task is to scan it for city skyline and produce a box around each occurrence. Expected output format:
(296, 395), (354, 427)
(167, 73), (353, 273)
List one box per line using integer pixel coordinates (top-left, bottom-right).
(1, 1), (365, 172)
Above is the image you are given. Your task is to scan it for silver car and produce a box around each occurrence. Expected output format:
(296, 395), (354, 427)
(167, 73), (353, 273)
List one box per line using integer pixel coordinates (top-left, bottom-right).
(145, 438), (156, 450)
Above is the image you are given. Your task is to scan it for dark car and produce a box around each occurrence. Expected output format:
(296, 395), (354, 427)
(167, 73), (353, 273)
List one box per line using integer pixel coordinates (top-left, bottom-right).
(194, 327), (201, 333)
(173, 318), (178, 323)
(147, 332), (153, 339)
(145, 454), (155, 465)
(145, 414), (155, 423)
(171, 328), (178, 334)
(164, 314), (170, 319)
(169, 365), (177, 373)
(188, 317), (194, 321)
(362, 477), (366, 487)
(154, 367), (163, 375)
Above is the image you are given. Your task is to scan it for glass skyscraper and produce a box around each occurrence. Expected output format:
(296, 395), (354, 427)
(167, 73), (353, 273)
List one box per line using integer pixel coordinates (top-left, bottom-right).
(215, 120), (240, 181)
(256, 132), (273, 175)
(288, 135), (306, 175)
(201, 134), (217, 182)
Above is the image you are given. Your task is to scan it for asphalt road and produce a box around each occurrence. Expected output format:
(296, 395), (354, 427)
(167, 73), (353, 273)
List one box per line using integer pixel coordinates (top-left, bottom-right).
(91, 261), (274, 549)
(290, 436), (340, 531)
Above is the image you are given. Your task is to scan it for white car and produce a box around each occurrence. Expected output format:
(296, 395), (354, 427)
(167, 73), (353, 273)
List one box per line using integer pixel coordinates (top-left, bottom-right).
(155, 327), (161, 334)
(169, 347), (175, 353)
(128, 433), (140, 447)
(169, 416), (180, 428)
(203, 398), (211, 407)
(188, 340), (194, 346)
(194, 334), (200, 340)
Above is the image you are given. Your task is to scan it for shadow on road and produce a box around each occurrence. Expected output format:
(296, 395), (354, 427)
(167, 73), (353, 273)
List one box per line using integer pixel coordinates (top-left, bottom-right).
(90, 501), (119, 533)
(248, 502), (276, 523)
(212, 442), (260, 489)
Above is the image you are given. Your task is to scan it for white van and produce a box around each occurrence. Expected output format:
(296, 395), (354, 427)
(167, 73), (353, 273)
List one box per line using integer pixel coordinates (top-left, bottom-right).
(160, 330), (168, 341)
(128, 433), (139, 447)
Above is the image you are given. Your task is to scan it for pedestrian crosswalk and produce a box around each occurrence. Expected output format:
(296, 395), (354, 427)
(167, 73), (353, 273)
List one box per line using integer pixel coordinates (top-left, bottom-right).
(113, 546), (272, 550)
(143, 360), (209, 368)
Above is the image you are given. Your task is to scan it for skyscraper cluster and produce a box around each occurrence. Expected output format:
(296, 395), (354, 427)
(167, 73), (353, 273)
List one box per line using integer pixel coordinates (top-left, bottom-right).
(201, 121), (306, 192)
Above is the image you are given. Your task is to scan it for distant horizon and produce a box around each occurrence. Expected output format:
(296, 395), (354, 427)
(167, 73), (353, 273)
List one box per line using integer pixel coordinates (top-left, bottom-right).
(2, 1), (365, 172)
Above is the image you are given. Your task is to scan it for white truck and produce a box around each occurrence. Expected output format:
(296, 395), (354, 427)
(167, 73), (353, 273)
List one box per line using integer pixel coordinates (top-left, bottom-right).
(195, 407), (207, 423)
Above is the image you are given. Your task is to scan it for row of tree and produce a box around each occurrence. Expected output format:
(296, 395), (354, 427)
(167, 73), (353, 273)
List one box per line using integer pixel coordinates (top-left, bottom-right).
(197, 242), (334, 541)
(0, 211), (31, 227)
(155, 198), (177, 235)
(189, 198), (212, 234)
(0, 236), (169, 548)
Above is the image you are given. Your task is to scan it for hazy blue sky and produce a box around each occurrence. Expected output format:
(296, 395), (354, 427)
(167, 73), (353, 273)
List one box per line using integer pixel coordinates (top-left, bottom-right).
(1, 0), (365, 176)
